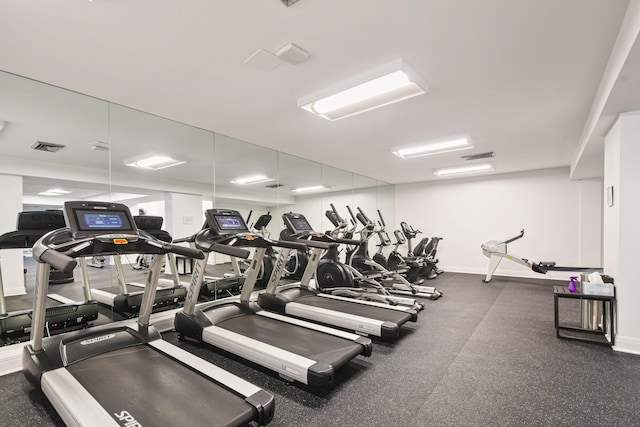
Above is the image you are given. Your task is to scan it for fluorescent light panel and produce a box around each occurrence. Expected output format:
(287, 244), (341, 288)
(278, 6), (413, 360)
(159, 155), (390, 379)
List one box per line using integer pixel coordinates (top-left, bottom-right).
(299, 61), (426, 121)
(393, 138), (472, 159)
(38, 188), (72, 196)
(292, 185), (328, 193)
(0, 120), (5, 133)
(125, 155), (185, 170)
(434, 164), (494, 177)
(230, 175), (275, 185)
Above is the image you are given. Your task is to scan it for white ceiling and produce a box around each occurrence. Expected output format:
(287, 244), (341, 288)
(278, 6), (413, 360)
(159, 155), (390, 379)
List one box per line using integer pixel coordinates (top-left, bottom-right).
(1, 0), (639, 185)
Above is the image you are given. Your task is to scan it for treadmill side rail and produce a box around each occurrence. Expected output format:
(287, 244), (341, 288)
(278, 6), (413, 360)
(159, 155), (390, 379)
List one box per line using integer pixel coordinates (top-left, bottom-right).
(42, 368), (120, 427)
(151, 340), (267, 395)
(202, 325), (317, 385)
(285, 301), (385, 337)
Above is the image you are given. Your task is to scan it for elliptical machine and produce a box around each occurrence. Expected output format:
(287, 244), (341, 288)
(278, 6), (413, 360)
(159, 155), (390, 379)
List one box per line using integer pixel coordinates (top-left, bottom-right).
(374, 210), (427, 285)
(284, 209), (423, 310)
(346, 206), (443, 300)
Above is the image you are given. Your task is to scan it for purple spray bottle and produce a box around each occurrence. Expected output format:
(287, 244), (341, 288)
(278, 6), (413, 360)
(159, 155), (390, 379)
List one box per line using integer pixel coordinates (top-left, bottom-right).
(568, 276), (578, 293)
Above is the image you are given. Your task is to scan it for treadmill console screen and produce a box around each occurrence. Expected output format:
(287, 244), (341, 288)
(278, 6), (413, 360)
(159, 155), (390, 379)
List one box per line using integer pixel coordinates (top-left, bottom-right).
(289, 216), (313, 232)
(74, 210), (133, 231)
(205, 209), (250, 235)
(213, 215), (249, 232)
(65, 201), (138, 237)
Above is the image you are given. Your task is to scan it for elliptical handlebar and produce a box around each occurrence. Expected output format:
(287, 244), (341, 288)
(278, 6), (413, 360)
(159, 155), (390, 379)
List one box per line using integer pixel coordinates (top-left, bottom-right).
(377, 209), (386, 227)
(356, 207), (371, 223)
(346, 205), (357, 224)
(330, 203), (344, 223)
(325, 210), (340, 227)
(355, 212), (368, 226)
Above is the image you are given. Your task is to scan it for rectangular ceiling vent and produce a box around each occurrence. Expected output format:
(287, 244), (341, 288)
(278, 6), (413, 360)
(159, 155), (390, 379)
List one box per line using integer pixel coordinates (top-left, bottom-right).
(265, 183), (284, 188)
(461, 151), (494, 161)
(31, 141), (65, 152)
(90, 141), (110, 152)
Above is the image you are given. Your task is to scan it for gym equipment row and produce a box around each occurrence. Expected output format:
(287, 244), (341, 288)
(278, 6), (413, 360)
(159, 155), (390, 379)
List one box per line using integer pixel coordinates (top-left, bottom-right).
(19, 201), (446, 426)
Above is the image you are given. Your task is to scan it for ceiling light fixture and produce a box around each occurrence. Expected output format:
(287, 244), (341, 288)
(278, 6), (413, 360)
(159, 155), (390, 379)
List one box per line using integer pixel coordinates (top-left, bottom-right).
(292, 185), (329, 193)
(298, 59), (427, 121)
(0, 120), (5, 133)
(125, 155), (186, 170)
(230, 175), (275, 185)
(434, 164), (494, 177)
(38, 188), (72, 196)
(393, 138), (473, 159)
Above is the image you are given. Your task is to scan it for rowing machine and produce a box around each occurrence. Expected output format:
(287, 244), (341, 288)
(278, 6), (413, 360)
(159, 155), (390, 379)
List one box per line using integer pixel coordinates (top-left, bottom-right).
(481, 229), (602, 282)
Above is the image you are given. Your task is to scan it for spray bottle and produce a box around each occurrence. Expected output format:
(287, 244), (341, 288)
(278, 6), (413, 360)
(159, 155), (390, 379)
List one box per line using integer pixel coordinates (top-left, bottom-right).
(568, 276), (578, 293)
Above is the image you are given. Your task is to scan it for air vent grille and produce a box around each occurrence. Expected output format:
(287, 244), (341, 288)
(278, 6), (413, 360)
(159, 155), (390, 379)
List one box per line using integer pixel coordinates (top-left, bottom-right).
(90, 141), (110, 152)
(461, 151), (494, 161)
(31, 141), (65, 152)
(265, 184), (284, 188)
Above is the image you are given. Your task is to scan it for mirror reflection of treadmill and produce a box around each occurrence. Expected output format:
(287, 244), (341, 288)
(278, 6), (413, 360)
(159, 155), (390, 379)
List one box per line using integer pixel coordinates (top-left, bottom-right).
(0, 211), (98, 346)
(79, 213), (188, 319)
(23, 201), (274, 426)
(175, 208), (372, 387)
(258, 212), (418, 339)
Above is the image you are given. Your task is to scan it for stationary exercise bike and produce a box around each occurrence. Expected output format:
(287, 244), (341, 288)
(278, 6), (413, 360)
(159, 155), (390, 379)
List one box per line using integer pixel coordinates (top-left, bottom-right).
(481, 229), (602, 282)
(372, 210), (426, 285)
(399, 222), (442, 278)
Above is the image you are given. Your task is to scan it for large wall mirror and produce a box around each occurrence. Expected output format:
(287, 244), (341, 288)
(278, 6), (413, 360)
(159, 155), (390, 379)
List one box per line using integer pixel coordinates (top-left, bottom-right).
(0, 70), (394, 347)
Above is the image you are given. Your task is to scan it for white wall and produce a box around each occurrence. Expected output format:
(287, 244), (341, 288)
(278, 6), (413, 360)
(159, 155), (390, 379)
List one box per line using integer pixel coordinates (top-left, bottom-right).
(604, 111), (640, 355)
(0, 174), (25, 297)
(396, 167), (602, 281)
(130, 200), (165, 219)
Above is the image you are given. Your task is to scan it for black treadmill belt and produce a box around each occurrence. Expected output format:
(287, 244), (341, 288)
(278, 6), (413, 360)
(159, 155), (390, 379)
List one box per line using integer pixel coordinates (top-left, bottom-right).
(297, 295), (413, 325)
(219, 314), (363, 368)
(67, 345), (255, 427)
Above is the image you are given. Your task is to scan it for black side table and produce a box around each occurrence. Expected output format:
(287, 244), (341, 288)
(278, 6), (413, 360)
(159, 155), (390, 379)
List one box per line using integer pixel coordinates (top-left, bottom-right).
(553, 285), (616, 346)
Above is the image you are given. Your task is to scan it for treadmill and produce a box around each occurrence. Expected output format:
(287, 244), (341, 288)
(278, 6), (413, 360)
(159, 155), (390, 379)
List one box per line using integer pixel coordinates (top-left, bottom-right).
(112, 216), (190, 291)
(78, 215), (188, 318)
(0, 210), (98, 345)
(175, 208), (372, 387)
(173, 221), (246, 301)
(257, 212), (417, 339)
(23, 201), (274, 426)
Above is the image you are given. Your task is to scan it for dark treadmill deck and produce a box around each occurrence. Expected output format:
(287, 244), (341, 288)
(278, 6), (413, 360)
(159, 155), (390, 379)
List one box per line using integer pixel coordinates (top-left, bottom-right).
(67, 345), (256, 426)
(291, 292), (415, 325)
(217, 313), (364, 368)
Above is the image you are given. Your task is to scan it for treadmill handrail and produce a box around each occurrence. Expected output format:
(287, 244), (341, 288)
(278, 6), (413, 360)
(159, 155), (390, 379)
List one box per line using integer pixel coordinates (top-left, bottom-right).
(194, 230), (251, 259)
(32, 228), (205, 262)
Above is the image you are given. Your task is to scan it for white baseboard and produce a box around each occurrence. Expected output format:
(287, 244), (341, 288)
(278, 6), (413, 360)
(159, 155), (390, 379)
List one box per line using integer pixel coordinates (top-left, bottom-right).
(0, 343), (25, 376)
(441, 265), (568, 281)
(613, 336), (640, 355)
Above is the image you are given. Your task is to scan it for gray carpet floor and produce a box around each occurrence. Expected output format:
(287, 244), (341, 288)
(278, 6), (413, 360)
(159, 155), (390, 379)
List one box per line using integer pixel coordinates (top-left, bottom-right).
(1, 272), (639, 426)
